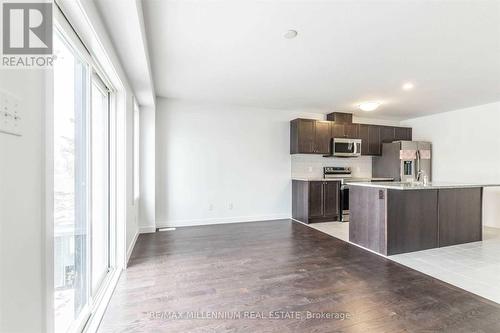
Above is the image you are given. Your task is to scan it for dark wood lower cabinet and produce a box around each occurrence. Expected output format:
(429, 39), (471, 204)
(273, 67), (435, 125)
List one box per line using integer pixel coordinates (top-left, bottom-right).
(323, 181), (340, 218)
(292, 180), (340, 223)
(308, 181), (324, 218)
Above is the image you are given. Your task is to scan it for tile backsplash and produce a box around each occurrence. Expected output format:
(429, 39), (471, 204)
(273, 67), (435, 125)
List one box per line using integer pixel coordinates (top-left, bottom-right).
(291, 154), (373, 178)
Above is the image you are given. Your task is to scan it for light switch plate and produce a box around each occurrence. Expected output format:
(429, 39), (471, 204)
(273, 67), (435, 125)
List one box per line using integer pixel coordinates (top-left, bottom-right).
(0, 90), (22, 136)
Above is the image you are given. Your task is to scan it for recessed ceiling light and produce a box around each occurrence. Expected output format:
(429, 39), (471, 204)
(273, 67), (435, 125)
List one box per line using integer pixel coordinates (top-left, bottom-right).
(402, 82), (415, 91)
(284, 30), (298, 39)
(359, 102), (380, 112)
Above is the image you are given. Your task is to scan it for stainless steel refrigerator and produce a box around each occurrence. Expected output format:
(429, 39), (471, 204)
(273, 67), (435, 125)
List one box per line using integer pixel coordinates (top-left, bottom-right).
(372, 141), (432, 182)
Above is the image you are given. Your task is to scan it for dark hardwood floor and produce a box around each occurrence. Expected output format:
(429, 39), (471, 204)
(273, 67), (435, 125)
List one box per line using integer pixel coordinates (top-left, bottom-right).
(98, 220), (500, 332)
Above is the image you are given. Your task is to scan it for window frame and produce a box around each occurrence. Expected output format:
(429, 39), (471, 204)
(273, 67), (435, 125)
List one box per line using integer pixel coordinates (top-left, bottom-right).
(133, 99), (140, 203)
(89, 71), (112, 298)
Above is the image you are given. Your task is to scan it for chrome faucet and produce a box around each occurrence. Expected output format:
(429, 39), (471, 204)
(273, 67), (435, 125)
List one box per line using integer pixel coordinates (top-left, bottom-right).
(416, 170), (428, 185)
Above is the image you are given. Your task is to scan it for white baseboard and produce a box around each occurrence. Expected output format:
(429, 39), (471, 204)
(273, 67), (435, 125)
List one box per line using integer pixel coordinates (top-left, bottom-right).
(156, 214), (290, 228)
(126, 230), (139, 266)
(138, 225), (156, 233)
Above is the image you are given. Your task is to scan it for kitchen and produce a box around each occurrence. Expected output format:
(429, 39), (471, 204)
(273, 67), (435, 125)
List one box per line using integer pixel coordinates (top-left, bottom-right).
(291, 111), (500, 304)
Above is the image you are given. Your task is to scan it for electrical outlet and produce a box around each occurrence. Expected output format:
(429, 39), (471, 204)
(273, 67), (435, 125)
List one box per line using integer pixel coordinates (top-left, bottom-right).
(307, 166), (313, 173)
(0, 90), (21, 136)
(229, 203), (234, 210)
(208, 204), (214, 211)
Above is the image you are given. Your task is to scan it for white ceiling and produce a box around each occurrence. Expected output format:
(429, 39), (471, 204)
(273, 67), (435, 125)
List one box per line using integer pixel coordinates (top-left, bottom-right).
(142, 0), (500, 119)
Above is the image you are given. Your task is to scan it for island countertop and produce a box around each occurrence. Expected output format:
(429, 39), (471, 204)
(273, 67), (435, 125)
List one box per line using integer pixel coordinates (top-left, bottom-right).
(347, 181), (500, 190)
(292, 177), (394, 182)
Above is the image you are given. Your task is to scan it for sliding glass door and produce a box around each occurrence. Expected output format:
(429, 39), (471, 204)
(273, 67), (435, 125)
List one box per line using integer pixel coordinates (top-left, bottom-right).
(53, 26), (113, 333)
(53, 31), (89, 333)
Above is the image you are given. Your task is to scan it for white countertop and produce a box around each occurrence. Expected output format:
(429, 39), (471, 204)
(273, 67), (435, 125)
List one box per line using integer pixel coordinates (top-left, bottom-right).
(292, 178), (341, 182)
(292, 177), (394, 182)
(347, 181), (500, 190)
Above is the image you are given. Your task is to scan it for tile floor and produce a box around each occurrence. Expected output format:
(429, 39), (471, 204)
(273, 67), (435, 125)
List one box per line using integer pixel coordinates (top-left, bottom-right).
(309, 222), (500, 304)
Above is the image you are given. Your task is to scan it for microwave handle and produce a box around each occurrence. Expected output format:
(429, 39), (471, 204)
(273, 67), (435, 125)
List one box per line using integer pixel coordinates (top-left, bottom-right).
(354, 142), (358, 155)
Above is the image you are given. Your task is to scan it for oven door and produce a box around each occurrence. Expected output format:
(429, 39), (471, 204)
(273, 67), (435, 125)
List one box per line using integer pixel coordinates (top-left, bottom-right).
(333, 138), (362, 157)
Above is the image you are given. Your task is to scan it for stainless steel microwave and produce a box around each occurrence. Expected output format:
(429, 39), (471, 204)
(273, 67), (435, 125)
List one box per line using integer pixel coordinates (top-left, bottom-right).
(333, 138), (362, 157)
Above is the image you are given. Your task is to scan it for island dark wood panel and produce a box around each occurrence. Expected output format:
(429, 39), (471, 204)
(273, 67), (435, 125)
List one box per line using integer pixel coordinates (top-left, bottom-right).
(98, 220), (500, 332)
(438, 188), (483, 247)
(349, 185), (484, 256)
(387, 189), (439, 255)
(349, 186), (387, 254)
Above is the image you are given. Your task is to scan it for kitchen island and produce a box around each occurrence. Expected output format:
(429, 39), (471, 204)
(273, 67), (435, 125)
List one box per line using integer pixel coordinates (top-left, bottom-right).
(348, 182), (499, 255)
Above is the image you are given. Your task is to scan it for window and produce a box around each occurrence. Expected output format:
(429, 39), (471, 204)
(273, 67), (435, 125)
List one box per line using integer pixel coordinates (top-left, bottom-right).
(53, 20), (115, 333)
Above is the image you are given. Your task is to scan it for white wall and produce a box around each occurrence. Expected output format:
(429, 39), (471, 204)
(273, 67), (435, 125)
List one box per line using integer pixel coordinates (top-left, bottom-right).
(402, 102), (500, 228)
(140, 105), (156, 232)
(155, 99), (325, 227)
(155, 99), (405, 227)
(291, 155), (373, 179)
(0, 70), (49, 332)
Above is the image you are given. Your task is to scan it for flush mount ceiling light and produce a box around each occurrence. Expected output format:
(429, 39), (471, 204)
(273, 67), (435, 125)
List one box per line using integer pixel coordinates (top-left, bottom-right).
(359, 102), (380, 112)
(402, 82), (415, 91)
(283, 30), (298, 39)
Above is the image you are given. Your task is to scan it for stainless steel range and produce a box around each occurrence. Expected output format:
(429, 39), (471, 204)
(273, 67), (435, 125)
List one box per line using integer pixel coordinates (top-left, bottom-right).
(323, 167), (394, 222)
(323, 167), (352, 222)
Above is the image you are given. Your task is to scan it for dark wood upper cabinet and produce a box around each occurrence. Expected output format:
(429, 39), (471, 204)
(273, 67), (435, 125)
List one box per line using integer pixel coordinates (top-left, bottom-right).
(331, 123), (345, 138)
(290, 117), (411, 155)
(344, 124), (359, 139)
(314, 121), (332, 154)
(368, 125), (382, 155)
(290, 119), (316, 154)
(394, 127), (412, 141)
(332, 123), (358, 139)
(358, 124), (412, 156)
(380, 126), (395, 144)
(326, 112), (352, 124)
(358, 124), (370, 155)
